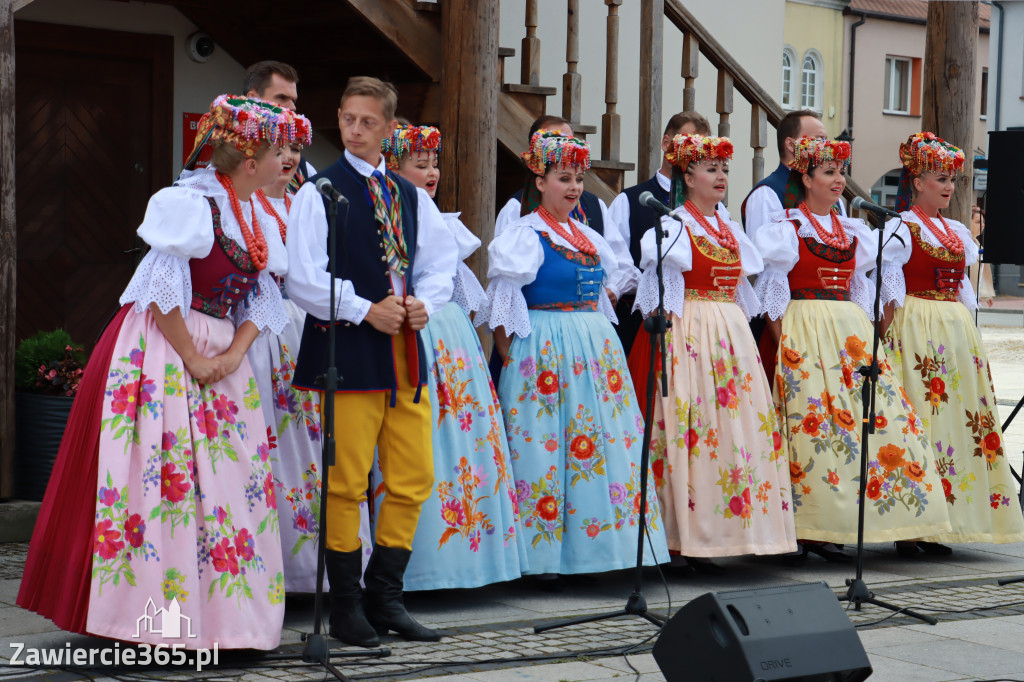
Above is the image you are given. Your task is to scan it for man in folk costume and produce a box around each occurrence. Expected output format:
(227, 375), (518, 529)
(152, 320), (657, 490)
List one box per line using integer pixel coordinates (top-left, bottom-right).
(286, 77), (457, 647)
(244, 60), (316, 192)
(607, 110), (728, 355)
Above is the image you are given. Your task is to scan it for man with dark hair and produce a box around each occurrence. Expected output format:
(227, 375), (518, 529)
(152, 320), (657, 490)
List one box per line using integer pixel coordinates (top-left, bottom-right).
(243, 60), (314, 188)
(740, 109), (845, 239)
(605, 111), (728, 354)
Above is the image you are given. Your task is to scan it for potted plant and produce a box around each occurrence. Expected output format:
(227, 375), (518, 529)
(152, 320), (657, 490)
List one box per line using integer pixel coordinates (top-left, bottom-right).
(14, 329), (87, 501)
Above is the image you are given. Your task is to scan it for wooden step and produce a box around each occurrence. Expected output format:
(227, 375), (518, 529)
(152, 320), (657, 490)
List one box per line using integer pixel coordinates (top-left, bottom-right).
(502, 83), (557, 118)
(498, 47), (515, 85)
(569, 122), (597, 138)
(589, 159), (635, 195)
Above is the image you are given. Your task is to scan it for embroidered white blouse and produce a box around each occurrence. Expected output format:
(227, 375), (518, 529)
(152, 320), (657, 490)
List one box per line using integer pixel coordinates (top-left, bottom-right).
(476, 211), (619, 338)
(752, 209), (878, 320)
(284, 149), (457, 325)
(878, 211), (978, 311)
(441, 212), (489, 316)
(119, 168), (289, 334)
(634, 209), (762, 320)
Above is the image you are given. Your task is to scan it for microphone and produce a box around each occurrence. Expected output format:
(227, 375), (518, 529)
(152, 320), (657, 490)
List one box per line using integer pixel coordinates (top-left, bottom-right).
(639, 191), (676, 218)
(315, 177), (349, 205)
(851, 196), (900, 219)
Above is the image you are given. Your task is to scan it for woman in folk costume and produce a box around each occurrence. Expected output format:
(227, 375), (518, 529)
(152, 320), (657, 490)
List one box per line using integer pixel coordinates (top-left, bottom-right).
(370, 124), (526, 589)
(879, 132), (1024, 555)
(250, 140), (373, 590)
(477, 131), (669, 589)
(17, 95), (306, 649)
(633, 134), (796, 574)
(753, 136), (950, 562)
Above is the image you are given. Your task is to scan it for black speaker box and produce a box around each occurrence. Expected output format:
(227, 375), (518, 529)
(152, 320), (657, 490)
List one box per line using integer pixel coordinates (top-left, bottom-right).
(983, 130), (1024, 265)
(652, 582), (872, 681)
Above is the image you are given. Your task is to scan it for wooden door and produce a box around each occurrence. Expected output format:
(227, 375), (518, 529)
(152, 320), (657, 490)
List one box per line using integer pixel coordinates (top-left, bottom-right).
(14, 22), (171, 349)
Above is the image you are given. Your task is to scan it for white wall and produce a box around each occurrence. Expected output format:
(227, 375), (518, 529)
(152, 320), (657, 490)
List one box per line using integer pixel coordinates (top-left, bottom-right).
(988, 0), (1024, 135)
(498, 0), (785, 203)
(14, 0), (342, 179)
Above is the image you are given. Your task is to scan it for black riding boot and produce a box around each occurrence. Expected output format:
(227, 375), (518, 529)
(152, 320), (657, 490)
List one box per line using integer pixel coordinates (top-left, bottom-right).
(363, 545), (443, 642)
(325, 549), (380, 648)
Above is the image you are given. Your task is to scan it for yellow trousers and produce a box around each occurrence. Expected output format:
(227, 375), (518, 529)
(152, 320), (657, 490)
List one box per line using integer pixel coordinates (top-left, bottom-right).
(323, 332), (433, 552)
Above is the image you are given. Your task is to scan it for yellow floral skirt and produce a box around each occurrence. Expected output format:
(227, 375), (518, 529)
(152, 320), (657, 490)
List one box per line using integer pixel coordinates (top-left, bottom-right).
(775, 300), (951, 543)
(885, 296), (1024, 543)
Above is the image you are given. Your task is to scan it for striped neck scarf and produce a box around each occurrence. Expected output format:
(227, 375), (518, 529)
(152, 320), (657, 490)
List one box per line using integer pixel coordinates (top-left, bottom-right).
(368, 170), (408, 276)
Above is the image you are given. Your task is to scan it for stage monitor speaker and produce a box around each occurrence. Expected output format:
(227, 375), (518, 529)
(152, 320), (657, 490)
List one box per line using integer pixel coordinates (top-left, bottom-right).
(982, 130), (1024, 265)
(652, 582), (872, 682)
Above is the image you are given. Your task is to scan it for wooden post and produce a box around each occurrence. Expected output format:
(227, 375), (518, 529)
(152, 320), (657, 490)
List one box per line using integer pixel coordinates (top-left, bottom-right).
(751, 103), (767, 186)
(922, 1), (978, 226)
(601, 0), (622, 161)
(0, 0), (14, 499)
(521, 0), (540, 86)
(716, 69), (733, 204)
(638, 0), (663, 180)
(681, 31), (698, 112)
(562, 0), (581, 125)
(440, 0), (498, 288)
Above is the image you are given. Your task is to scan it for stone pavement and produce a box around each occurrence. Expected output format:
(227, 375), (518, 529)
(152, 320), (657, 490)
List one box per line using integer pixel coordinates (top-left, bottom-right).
(2, 321), (1024, 682)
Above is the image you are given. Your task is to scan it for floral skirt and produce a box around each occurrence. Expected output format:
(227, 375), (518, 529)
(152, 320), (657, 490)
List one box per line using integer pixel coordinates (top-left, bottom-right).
(371, 302), (525, 590)
(27, 307), (284, 649)
(649, 302), (797, 557)
(885, 296), (1024, 543)
(500, 310), (669, 575)
(775, 300), (951, 543)
(248, 299), (371, 592)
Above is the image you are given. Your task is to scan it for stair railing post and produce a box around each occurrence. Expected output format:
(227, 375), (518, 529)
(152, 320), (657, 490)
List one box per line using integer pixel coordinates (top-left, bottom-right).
(638, 0), (664, 180)
(681, 31), (698, 112)
(716, 68), (733, 202)
(562, 0), (582, 126)
(602, 0), (622, 161)
(521, 0), (540, 86)
(750, 103), (767, 186)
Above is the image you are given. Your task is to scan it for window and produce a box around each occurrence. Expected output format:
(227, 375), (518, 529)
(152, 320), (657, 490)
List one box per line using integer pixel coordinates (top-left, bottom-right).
(782, 48), (796, 109)
(800, 51), (822, 111)
(884, 56), (912, 114)
(870, 169), (903, 210)
(980, 68), (988, 118)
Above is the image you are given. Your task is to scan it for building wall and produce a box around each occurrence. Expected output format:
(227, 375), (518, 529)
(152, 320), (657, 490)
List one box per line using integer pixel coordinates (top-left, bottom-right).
(784, 0), (847, 137)
(988, 0), (1024, 132)
(498, 0), (785, 203)
(14, 0), (342, 179)
(840, 14), (989, 198)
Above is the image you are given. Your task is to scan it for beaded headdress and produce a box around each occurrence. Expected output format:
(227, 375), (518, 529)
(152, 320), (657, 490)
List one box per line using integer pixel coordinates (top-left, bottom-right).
(788, 136), (851, 174)
(186, 94), (313, 169)
(664, 134), (734, 172)
(520, 130), (591, 176)
(381, 124), (442, 170)
(894, 131), (965, 212)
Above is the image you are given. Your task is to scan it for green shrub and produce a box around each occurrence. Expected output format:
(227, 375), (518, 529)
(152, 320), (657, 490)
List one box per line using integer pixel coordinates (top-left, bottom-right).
(15, 329), (87, 395)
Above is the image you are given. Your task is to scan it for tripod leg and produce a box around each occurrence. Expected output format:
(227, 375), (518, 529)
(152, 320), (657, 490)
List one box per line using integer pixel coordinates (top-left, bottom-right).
(534, 609), (629, 634)
(864, 596), (938, 625)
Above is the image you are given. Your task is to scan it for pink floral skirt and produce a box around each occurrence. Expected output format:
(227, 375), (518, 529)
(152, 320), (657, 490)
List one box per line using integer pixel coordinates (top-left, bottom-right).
(19, 306), (283, 650)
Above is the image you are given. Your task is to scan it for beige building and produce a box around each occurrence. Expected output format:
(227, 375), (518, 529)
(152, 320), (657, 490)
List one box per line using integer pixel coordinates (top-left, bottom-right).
(840, 0), (990, 206)
(783, 0), (849, 138)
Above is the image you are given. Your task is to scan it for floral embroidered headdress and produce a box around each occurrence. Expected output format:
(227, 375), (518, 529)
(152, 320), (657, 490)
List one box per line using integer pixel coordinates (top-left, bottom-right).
(665, 134), (734, 171)
(520, 129), (591, 176)
(185, 94), (313, 169)
(382, 124), (442, 170)
(788, 136), (851, 174)
(895, 132), (965, 212)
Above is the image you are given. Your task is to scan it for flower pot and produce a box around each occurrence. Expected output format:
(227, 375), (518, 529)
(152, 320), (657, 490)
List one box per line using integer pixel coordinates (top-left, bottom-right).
(15, 392), (74, 501)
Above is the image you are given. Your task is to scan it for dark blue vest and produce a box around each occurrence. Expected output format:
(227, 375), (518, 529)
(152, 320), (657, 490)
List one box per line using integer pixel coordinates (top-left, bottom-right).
(511, 188), (605, 236)
(621, 175), (669, 266)
(292, 156), (427, 393)
(740, 162), (790, 230)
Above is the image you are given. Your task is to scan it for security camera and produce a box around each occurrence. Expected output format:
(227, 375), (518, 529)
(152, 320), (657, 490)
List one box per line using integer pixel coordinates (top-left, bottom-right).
(186, 32), (215, 63)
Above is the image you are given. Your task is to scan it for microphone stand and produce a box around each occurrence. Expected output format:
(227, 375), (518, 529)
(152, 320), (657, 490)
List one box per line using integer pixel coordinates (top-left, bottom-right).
(838, 207), (936, 625)
(299, 196), (387, 678)
(535, 212), (678, 634)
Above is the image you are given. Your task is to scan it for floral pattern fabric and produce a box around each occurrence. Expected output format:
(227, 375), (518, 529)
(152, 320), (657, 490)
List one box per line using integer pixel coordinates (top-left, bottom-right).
(87, 308), (284, 650)
(774, 300), (951, 543)
(500, 309), (669, 575)
(649, 301), (797, 556)
(885, 295), (1024, 543)
(371, 302), (525, 589)
(247, 298), (371, 592)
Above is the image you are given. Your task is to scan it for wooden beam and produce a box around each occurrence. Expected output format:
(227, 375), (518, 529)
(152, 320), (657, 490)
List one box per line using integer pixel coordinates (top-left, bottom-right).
(12, 0), (33, 10)
(521, 0), (540, 86)
(440, 0), (498, 287)
(346, 0), (441, 81)
(638, 0), (663, 180)
(923, 1), (979, 226)
(0, 0), (14, 499)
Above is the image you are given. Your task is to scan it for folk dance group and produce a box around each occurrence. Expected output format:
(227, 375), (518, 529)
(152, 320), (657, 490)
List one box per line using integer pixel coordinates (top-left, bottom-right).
(18, 63), (1024, 652)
